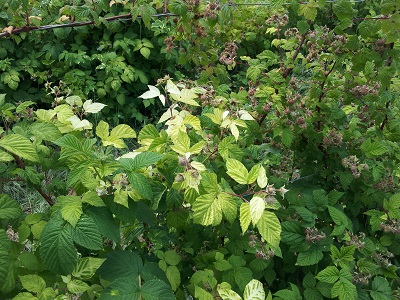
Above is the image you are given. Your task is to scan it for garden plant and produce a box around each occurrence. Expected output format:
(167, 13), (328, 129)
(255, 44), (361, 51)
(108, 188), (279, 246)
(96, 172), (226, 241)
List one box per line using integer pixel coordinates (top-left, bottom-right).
(0, 0), (399, 299)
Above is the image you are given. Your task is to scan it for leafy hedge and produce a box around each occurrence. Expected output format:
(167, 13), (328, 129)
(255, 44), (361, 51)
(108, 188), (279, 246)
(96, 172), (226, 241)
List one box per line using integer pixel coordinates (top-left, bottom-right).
(0, 0), (400, 299)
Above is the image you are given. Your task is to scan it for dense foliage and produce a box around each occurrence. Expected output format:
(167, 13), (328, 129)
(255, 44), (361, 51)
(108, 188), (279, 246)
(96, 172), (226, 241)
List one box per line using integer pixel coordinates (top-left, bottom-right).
(0, 0), (400, 299)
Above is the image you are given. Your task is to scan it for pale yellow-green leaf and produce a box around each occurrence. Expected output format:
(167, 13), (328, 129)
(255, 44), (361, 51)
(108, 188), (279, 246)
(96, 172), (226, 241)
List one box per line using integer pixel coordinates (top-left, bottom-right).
(247, 164), (261, 184)
(257, 166), (268, 188)
(170, 88), (199, 106)
(239, 110), (255, 121)
(166, 80), (180, 94)
(184, 115), (202, 130)
(114, 190), (129, 208)
(0, 149), (13, 162)
(0, 134), (39, 162)
(204, 108), (223, 125)
(170, 131), (190, 155)
(226, 158), (248, 184)
(96, 120), (109, 140)
(192, 193), (222, 226)
(240, 203), (251, 234)
(36, 109), (57, 122)
(65, 95), (83, 107)
(60, 196), (83, 227)
(19, 274), (46, 293)
(158, 108), (179, 123)
(139, 85), (161, 99)
(102, 136), (127, 148)
(257, 211), (281, 248)
(67, 279), (90, 293)
(83, 100), (107, 113)
(243, 279), (265, 300)
(191, 161), (206, 171)
(67, 115), (92, 130)
(218, 286), (242, 300)
(110, 124), (136, 139)
(189, 141), (206, 155)
(233, 119), (247, 128)
(230, 123), (240, 141)
(219, 192), (237, 224)
(54, 104), (74, 124)
(250, 196), (265, 225)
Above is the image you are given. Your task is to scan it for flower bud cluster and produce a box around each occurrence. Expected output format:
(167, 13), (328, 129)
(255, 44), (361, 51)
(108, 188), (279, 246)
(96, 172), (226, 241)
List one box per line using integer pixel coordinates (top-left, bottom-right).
(345, 231), (366, 249)
(164, 36), (176, 52)
(266, 13), (288, 27)
(219, 42), (238, 66)
(351, 84), (379, 98)
(323, 129), (343, 147)
(305, 227), (326, 243)
(372, 251), (394, 268)
(305, 27), (347, 62)
(342, 155), (368, 178)
(380, 219), (400, 234)
(352, 271), (371, 285)
(204, 2), (221, 19)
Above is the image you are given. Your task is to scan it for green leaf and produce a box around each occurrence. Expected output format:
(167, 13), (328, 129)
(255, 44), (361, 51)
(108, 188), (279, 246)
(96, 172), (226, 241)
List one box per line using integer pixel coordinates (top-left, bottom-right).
(226, 158), (248, 184)
(99, 277), (175, 300)
(30, 122), (62, 141)
(164, 250), (181, 266)
(39, 213), (78, 274)
(140, 47), (151, 59)
(19, 274), (46, 293)
(0, 149), (13, 162)
(71, 214), (103, 250)
(234, 267), (253, 291)
(371, 276), (392, 300)
(316, 266), (340, 284)
(82, 191), (105, 207)
(72, 257), (106, 280)
(67, 279), (90, 293)
(120, 152), (163, 171)
(281, 128), (294, 147)
(360, 138), (388, 158)
(0, 134), (39, 162)
(127, 171), (153, 199)
(86, 206), (120, 243)
(296, 245), (323, 266)
(97, 251), (143, 282)
(256, 211), (281, 248)
(244, 279), (265, 300)
(331, 278), (357, 300)
(169, 0), (188, 15)
(0, 194), (22, 220)
(165, 265), (180, 291)
(240, 203), (251, 234)
(250, 196), (265, 225)
(59, 196), (83, 227)
(298, 0), (319, 21)
(12, 293), (37, 300)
